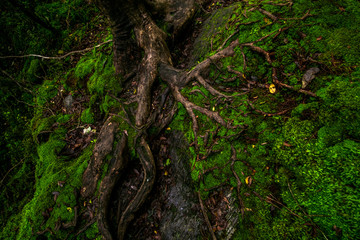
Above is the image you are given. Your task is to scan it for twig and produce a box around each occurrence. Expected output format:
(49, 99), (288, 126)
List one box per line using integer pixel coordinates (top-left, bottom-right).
(0, 159), (24, 187)
(198, 191), (217, 240)
(1, 70), (34, 94)
(0, 40), (113, 60)
(258, 7), (278, 21)
(76, 218), (96, 236)
(273, 79), (317, 97)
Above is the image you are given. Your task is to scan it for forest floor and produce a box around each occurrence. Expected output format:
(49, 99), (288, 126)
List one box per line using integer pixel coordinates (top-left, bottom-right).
(1, 0), (360, 239)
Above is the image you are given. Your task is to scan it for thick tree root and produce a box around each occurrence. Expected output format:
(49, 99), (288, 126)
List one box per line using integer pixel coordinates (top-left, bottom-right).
(81, 118), (118, 199)
(98, 133), (128, 240)
(117, 135), (156, 240)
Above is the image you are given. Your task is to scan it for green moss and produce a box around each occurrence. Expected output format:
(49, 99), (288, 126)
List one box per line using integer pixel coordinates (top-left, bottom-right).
(16, 129), (94, 239)
(57, 114), (72, 124)
(35, 79), (59, 106)
(175, 1), (360, 239)
(81, 107), (95, 124)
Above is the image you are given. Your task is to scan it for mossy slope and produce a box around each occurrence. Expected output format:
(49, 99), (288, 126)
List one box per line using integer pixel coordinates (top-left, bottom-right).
(170, 1), (360, 239)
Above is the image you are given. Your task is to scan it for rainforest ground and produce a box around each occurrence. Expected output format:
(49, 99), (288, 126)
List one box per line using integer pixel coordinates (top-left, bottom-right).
(1, 0), (360, 239)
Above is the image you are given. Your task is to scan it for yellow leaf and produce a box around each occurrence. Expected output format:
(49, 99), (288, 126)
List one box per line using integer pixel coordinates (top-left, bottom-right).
(133, 89), (137, 94)
(67, 207), (72, 213)
(166, 127), (171, 130)
(245, 176), (249, 185)
(58, 50), (64, 54)
(269, 84), (276, 94)
(164, 171), (168, 176)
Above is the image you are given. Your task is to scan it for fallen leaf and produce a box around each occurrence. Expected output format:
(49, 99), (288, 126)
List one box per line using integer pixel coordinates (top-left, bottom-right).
(269, 84), (276, 94)
(245, 176), (253, 186)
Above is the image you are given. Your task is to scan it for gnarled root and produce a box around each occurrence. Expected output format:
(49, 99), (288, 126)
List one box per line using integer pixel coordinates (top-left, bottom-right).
(98, 133), (128, 240)
(117, 135), (156, 240)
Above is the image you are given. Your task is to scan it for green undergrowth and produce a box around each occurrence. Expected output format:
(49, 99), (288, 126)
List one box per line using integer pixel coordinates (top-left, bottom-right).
(1, 128), (94, 239)
(2, 25), (124, 240)
(171, 1), (360, 239)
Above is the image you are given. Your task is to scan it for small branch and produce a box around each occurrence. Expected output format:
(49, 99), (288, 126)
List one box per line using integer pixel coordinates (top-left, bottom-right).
(258, 7), (278, 21)
(1, 70), (34, 94)
(0, 40), (113, 60)
(273, 79), (317, 97)
(0, 159), (24, 187)
(280, 9), (312, 21)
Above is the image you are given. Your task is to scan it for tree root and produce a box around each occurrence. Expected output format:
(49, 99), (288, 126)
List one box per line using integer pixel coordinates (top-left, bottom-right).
(79, 3), (318, 240)
(198, 191), (217, 240)
(117, 135), (155, 240)
(81, 118), (118, 199)
(230, 145), (245, 219)
(98, 133), (128, 240)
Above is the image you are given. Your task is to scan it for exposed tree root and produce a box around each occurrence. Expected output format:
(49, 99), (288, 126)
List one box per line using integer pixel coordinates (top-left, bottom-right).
(79, 2), (319, 239)
(81, 118), (118, 199)
(97, 134), (128, 240)
(198, 191), (217, 240)
(117, 135), (156, 240)
(230, 145), (245, 218)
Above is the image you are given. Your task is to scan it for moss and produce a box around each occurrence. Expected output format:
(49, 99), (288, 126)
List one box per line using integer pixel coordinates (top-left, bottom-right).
(35, 79), (59, 106)
(57, 114), (72, 124)
(16, 128), (94, 239)
(172, 1), (360, 239)
(81, 107), (95, 124)
(31, 114), (57, 142)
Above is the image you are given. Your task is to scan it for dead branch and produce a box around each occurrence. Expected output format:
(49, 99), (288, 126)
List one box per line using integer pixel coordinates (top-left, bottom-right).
(0, 40), (112, 60)
(1, 70), (34, 94)
(273, 79), (317, 97)
(280, 9), (312, 20)
(258, 7), (278, 21)
(0, 159), (24, 187)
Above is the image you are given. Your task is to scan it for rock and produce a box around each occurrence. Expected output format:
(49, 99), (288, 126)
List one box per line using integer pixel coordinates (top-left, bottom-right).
(63, 94), (73, 110)
(302, 67), (320, 89)
(145, 0), (195, 37)
(190, 4), (239, 66)
(160, 131), (204, 240)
